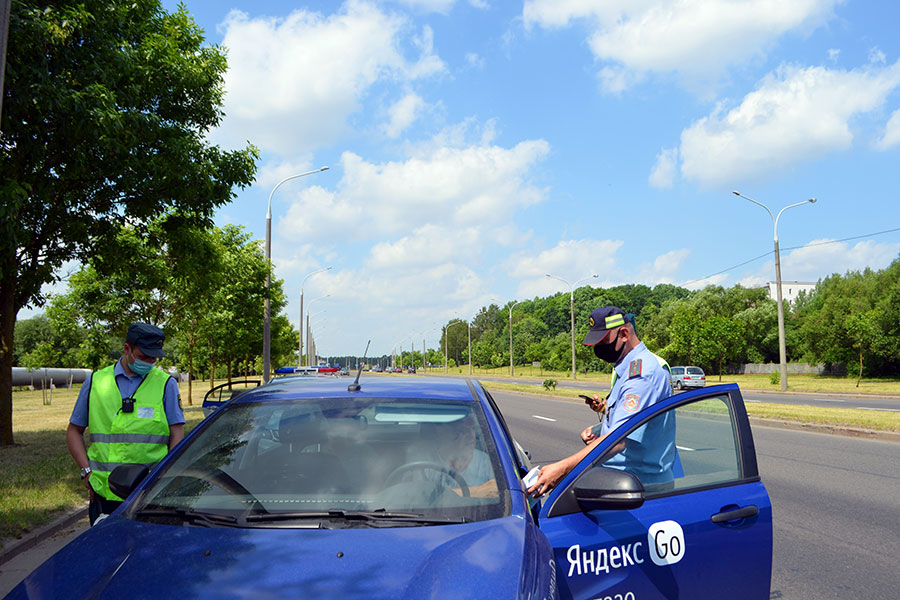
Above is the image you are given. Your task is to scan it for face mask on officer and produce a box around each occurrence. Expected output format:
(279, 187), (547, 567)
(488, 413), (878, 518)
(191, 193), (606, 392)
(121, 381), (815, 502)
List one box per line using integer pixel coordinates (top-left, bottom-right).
(593, 327), (626, 363)
(126, 346), (155, 375)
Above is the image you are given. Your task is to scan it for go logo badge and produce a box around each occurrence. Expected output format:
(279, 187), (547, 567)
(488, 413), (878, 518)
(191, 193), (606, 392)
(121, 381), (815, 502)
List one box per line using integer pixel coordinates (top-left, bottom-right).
(648, 520), (685, 566)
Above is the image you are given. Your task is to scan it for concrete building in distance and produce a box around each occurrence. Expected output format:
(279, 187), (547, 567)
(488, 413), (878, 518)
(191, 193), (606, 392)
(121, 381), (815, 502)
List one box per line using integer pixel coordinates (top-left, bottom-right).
(765, 281), (817, 305)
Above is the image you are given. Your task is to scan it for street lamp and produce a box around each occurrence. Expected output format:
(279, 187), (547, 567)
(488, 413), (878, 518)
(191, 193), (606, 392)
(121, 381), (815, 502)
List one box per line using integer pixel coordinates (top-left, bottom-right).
(546, 273), (599, 380)
(733, 190), (816, 392)
(508, 301), (520, 377)
(299, 266), (332, 367)
(263, 166), (329, 382)
(304, 295), (330, 367)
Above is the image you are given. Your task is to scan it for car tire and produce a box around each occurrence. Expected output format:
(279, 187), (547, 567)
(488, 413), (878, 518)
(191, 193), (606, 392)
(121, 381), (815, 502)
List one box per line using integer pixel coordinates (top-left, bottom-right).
(675, 381), (683, 390)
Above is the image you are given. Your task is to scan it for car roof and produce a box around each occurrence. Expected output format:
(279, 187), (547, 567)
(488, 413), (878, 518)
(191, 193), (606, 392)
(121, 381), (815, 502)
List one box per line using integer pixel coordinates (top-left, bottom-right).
(232, 375), (480, 404)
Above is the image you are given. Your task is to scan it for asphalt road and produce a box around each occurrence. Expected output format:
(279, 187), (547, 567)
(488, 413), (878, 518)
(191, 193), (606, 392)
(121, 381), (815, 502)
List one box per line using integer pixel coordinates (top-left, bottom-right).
(488, 388), (900, 600)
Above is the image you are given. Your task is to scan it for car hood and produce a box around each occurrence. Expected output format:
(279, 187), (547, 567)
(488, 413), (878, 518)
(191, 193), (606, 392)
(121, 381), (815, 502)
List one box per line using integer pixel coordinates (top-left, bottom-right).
(11, 515), (530, 600)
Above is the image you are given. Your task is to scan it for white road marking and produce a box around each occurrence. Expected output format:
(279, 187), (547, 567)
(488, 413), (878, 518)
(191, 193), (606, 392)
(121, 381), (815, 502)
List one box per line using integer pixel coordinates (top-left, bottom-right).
(532, 415), (557, 422)
(676, 445), (696, 452)
(856, 407), (900, 412)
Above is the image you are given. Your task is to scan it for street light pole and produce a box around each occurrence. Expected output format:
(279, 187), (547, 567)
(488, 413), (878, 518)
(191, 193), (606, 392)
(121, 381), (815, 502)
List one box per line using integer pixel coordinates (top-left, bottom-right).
(508, 301), (520, 377)
(546, 273), (598, 380)
(299, 266), (332, 367)
(263, 166), (329, 382)
(304, 295), (329, 367)
(733, 191), (816, 392)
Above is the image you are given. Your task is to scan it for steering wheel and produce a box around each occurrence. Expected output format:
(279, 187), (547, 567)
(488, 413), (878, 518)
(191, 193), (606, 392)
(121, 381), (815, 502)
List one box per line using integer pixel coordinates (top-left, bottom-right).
(177, 468), (266, 513)
(383, 461), (470, 497)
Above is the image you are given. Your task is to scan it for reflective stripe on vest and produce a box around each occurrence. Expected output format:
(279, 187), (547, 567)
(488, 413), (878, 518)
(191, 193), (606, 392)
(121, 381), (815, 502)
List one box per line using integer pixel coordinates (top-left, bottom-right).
(87, 364), (170, 501)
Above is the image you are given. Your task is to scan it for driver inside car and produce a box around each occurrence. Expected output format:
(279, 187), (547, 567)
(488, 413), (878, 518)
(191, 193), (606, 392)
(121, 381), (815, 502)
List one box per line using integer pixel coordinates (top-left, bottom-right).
(413, 414), (498, 498)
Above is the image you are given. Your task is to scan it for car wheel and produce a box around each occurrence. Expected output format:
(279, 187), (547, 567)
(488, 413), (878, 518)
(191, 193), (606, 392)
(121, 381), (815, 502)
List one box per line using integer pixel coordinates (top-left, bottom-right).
(675, 381), (683, 390)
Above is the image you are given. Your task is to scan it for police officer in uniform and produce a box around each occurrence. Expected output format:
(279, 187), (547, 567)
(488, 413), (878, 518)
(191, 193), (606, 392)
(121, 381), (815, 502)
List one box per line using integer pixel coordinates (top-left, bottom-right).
(527, 307), (677, 497)
(66, 323), (185, 524)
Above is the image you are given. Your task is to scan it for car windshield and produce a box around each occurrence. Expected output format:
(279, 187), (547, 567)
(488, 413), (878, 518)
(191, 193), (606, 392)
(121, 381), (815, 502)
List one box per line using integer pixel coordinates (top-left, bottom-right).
(129, 397), (510, 528)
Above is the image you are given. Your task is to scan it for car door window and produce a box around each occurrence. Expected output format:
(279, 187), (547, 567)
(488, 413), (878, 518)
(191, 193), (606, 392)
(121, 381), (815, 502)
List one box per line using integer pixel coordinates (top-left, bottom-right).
(596, 394), (741, 497)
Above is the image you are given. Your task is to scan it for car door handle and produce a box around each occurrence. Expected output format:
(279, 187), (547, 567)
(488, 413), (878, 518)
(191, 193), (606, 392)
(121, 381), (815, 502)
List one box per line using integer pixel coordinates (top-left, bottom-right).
(711, 505), (758, 523)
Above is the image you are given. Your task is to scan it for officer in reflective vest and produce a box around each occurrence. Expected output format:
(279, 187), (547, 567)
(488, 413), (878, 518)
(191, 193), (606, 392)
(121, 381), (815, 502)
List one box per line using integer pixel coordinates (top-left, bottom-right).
(66, 323), (185, 525)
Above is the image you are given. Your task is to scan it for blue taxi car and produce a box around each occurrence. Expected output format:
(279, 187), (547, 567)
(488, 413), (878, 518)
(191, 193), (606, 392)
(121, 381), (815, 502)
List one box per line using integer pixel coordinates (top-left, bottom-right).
(6, 377), (771, 599)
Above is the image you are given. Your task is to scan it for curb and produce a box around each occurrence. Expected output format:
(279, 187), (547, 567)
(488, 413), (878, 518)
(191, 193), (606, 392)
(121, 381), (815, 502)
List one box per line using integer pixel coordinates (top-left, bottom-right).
(0, 506), (88, 567)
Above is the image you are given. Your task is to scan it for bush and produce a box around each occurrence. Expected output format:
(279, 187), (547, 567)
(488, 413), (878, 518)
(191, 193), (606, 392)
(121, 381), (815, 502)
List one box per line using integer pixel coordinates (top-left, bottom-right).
(543, 379), (557, 390)
(769, 370), (780, 385)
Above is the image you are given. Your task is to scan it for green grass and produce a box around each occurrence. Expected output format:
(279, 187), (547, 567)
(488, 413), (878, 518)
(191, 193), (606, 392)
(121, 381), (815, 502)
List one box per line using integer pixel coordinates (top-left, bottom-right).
(0, 382), (209, 547)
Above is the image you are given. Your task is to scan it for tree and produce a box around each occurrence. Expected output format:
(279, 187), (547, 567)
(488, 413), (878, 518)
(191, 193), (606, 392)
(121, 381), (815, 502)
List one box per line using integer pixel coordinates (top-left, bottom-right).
(0, 1), (258, 444)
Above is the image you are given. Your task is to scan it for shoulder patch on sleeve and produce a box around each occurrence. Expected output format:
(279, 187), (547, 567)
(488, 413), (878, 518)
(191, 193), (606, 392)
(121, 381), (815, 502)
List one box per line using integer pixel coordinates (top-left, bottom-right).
(628, 359), (642, 378)
(623, 394), (641, 413)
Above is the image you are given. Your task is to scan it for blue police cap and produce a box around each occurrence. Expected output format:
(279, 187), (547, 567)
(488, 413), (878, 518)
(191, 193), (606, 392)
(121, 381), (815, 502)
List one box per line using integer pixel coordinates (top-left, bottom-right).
(126, 322), (166, 358)
(582, 307), (629, 346)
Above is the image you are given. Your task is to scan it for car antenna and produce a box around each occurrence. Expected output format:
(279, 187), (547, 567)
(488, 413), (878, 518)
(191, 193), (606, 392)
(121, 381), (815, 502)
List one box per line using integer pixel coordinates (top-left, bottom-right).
(348, 340), (370, 392)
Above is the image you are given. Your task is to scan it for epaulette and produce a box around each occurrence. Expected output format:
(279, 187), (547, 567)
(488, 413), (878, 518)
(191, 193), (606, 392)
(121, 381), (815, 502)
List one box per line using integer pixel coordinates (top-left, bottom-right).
(628, 359), (642, 378)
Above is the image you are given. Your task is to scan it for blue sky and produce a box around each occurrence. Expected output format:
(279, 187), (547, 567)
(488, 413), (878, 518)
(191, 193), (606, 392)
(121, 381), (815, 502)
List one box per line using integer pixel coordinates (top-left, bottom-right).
(32, 1), (900, 359)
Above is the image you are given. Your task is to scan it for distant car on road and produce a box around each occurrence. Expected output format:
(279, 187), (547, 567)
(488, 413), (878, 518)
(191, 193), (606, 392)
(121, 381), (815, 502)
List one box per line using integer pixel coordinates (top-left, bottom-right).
(670, 366), (706, 390)
(340, 367), (351, 376)
(407, 366), (416, 374)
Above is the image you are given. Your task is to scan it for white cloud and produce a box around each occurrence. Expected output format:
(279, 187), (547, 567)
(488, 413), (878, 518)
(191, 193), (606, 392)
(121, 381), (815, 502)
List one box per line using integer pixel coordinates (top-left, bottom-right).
(213, 1), (444, 154)
(649, 147), (678, 189)
(508, 239), (622, 298)
(678, 62), (900, 186)
(637, 249), (691, 284)
(523, 0), (841, 92)
(366, 224), (483, 269)
(279, 129), (550, 242)
(382, 93), (426, 138)
(388, 0), (456, 13)
(465, 52), (485, 69)
(869, 47), (887, 65)
(827, 48), (840, 63)
(875, 108), (900, 150)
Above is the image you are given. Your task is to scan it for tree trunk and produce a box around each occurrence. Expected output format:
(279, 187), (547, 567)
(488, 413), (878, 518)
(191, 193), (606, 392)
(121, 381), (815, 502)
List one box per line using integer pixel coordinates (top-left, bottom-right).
(0, 262), (16, 446)
(227, 358), (233, 385)
(187, 339), (194, 406)
(856, 350), (863, 388)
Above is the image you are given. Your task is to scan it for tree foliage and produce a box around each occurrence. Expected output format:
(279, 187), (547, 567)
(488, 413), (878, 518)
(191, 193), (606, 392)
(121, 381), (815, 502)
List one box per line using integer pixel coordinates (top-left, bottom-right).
(0, 0), (258, 444)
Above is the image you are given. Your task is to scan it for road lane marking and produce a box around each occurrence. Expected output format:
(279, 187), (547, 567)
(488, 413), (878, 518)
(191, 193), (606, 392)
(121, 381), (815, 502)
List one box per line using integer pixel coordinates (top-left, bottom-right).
(856, 407), (900, 412)
(676, 445), (696, 452)
(532, 415), (557, 422)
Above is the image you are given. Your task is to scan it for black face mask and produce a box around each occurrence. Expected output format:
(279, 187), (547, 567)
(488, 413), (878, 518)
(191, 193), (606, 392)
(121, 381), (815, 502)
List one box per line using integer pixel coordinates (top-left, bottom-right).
(593, 332), (625, 363)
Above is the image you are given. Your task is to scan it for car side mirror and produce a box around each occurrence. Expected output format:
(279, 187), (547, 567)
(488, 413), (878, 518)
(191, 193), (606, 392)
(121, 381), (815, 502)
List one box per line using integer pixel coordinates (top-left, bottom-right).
(108, 464), (150, 500)
(572, 467), (645, 511)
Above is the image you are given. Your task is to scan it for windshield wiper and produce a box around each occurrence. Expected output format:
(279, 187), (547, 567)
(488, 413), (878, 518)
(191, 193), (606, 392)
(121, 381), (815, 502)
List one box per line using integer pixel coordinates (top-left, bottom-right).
(133, 506), (241, 527)
(244, 509), (467, 526)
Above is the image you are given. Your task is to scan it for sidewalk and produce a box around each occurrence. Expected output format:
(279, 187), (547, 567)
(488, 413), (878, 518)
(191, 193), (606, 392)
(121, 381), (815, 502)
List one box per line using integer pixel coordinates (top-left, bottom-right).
(0, 507), (89, 597)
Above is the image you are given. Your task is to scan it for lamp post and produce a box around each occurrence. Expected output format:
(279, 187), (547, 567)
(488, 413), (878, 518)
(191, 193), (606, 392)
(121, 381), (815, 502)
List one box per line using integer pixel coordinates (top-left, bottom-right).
(508, 301), (520, 377)
(263, 166), (329, 382)
(733, 191), (816, 392)
(546, 273), (599, 380)
(304, 295), (329, 367)
(299, 266), (332, 367)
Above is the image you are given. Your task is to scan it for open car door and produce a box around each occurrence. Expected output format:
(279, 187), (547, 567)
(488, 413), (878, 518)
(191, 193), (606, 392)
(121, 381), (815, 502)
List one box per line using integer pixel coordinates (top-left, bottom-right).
(538, 384), (773, 600)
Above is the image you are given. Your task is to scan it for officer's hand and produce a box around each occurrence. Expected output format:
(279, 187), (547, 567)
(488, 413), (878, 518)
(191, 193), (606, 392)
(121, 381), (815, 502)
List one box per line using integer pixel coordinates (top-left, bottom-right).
(527, 462), (567, 498)
(580, 425), (597, 444)
(580, 394), (606, 414)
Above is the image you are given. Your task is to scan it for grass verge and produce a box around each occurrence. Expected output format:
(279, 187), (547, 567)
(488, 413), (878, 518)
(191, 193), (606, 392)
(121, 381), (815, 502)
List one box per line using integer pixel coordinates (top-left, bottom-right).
(0, 382), (208, 546)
